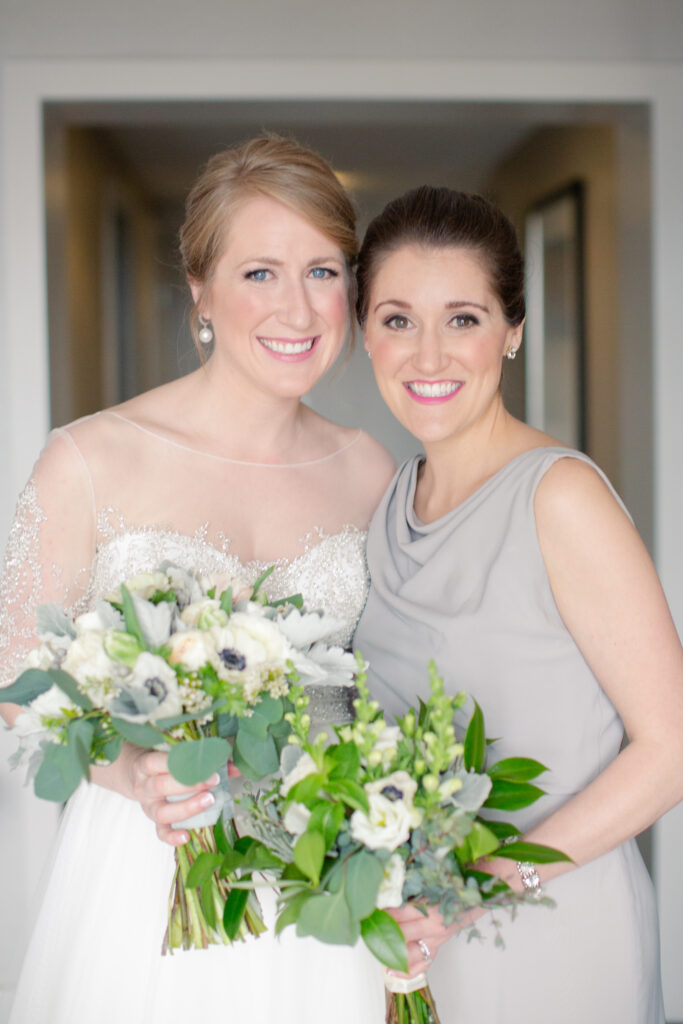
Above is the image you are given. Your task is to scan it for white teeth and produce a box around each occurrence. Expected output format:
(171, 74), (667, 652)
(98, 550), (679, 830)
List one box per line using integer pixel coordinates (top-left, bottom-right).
(259, 337), (315, 354)
(407, 381), (460, 398)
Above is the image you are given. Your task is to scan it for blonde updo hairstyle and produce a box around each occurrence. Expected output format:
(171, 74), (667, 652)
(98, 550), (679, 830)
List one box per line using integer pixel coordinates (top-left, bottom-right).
(179, 135), (359, 355)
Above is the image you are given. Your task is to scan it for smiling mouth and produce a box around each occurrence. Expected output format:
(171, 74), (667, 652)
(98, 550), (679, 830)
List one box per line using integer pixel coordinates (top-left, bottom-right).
(405, 380), (462, 398)
(258, 336), (317, 355)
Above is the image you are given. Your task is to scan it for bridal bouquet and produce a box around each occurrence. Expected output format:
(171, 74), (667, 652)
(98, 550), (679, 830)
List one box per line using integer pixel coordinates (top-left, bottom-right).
(6, 563), (357, 953)
(228, 658), (569, 1024)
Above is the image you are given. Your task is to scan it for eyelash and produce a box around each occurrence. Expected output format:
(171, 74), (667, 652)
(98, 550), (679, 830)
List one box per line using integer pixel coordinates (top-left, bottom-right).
(244, 267), (339, 282)
(383, 313), (479, 330)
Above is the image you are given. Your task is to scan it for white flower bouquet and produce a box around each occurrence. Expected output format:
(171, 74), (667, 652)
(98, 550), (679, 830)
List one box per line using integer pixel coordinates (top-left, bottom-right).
(6, 564), (356, 953)
(231, 658), (569, 1024)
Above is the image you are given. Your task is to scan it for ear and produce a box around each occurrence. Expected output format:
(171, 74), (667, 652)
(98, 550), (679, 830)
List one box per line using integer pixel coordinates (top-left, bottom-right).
(188, 276), (206, 312)
(506, 319), (525, 355)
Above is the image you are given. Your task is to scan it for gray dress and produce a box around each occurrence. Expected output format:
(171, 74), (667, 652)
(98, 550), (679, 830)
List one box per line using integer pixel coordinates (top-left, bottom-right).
(354, 448), (665, 1024)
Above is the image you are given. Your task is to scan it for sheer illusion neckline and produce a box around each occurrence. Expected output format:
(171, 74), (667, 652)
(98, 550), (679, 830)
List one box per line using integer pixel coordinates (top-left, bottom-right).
(103, 411), (362, 467)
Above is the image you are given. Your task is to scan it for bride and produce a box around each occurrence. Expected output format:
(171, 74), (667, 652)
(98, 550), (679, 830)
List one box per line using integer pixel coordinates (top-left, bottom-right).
(0, 135), (393, 1023)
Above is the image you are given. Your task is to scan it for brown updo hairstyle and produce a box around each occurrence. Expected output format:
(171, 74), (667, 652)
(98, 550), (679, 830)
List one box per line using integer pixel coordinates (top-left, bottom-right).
(179, 135), (359, 353)
(356, 185), (525, 328)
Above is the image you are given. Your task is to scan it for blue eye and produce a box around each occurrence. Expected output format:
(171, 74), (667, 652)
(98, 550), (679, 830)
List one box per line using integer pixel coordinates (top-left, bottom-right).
(245, 269), (270, 281)
(309, 266), (338, 279)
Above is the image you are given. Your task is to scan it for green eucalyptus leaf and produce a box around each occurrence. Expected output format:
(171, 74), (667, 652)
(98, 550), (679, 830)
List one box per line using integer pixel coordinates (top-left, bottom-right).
(487, 757), (548, 783)
(34, 741), (85, 802)
(232, 729), (278, 781)
(2, 668), (53, 706)
(294, 830), (325, 886)
(464, 700), (485, 773)
(186, 852), (224, 889)
(111, 717), (165, 749)
(67, 717), (95, 777)
(48, 669), (94, 711)
(274, 890), (312, 935)
(360, 909), (409, 972)
(167, 736), (231, 785)
(251, 694), (284, 726)
(484, 779), (544, 811)
(495, 841), (572, 864)
(344, 850), (383, 920)
(223, 887), (250, 940)
(296, 887), (360, 946)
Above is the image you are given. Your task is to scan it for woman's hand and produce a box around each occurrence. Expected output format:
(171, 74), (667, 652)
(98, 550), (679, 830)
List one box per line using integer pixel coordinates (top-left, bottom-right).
(90, 744), (241, 847)
(389, 903), (484, 977)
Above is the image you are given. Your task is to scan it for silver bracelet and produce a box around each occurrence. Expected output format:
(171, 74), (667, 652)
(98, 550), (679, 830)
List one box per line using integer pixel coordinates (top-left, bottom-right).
(516, 861), (544, 899)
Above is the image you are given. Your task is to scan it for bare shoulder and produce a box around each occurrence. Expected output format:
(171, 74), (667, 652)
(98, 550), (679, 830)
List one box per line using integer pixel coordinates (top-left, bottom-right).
(534, 456), (631, 537)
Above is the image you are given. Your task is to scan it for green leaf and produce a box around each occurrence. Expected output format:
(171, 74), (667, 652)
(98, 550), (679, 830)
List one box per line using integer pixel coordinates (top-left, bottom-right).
(487, 757), (548, 783)
(484, 779), (544, 811)
(216, 713), (239, 738)
(223, 886), (250, 940)
(269, 592), (303, 609)
(111, 717), (164, 749)
(232, 729), (278, 781)
(67, 717), (95, 778)
(294, 830), (326, 886)
(34, 741), (85, 802)
(155, 700), (228, 730)
(97, 731), (123, 764)
(2, 668), (53, 706)
(464, 700), (485, 773)
(214, 817), (233, 855)
(296, 887), (360, 946)
(200, 878), (217, 930)
(360, 909), (409, 972)
(308, 801), (345, 850)
(324, 778), (369, 814)
(274, 890), (312, 935)
(495, 841), (572, 865)
(326, 742), (361, 780)
(251, 694), (284, 726)
(120, 585), (148, 649)
(287, 772), (326, 805)
(168, 736), (231, 785)
(251, 565), (275, 598)
(240, 842), (286, 872)
(483, 820), (521, 843)
(344, 850), (384, 920)
(186, 852), (224, 889)
(462, 820), (499, 862)
(48, 669), (94, 711)
(219, 587), (233, 614)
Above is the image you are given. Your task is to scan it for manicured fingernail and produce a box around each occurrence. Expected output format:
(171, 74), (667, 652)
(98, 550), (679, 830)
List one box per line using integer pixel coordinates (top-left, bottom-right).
(207, 773), (220, 787)
(198, 792), (215, 808)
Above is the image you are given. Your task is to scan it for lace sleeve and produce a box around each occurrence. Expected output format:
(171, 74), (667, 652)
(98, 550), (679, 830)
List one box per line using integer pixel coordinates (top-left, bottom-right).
(0, 430), (96, 705)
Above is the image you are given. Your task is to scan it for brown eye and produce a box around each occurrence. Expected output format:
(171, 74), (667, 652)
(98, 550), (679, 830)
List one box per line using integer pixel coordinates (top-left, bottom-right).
(451, 314), (477, 328)
(385, 315), (411, 330)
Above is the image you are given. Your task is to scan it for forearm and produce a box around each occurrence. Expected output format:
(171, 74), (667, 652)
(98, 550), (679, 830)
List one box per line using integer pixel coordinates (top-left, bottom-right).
(486, 736), (683, 887)
(0, 700), (21, 728)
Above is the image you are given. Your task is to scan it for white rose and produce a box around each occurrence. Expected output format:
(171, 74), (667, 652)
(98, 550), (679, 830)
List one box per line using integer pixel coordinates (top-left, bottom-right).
(376, 853), (405, 909)
(167, 630), (217, 672)
(31, 684), (78, 720)
(229, 612), (290, 667)
(283, 801), (311, 837)
(281, 751), (318, 796)
(61, 633), (118, 705)
(74, 609), (111, 633)
(22, 643), (57, 672)
(349, 792), (412, 852)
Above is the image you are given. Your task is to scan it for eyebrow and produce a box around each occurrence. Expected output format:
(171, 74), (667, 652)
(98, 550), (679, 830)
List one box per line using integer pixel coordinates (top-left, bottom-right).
(237, 255), (344, 269)
(373, 298), (490, 314)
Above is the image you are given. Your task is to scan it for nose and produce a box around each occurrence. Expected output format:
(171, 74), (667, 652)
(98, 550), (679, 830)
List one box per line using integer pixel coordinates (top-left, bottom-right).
(279, 277), (315, 331)
(412, 327), (448, 375)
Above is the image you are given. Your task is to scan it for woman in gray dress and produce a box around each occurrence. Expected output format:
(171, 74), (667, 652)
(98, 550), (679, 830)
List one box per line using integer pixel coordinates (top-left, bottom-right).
(353, 186), (683, 1024)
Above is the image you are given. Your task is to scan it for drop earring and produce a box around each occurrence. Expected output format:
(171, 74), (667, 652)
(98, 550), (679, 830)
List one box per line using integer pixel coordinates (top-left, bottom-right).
(198, 316), (214, 346)
(506, 347), (517, 360)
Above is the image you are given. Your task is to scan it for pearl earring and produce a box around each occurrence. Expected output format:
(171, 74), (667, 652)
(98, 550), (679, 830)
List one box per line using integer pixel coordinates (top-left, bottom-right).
(366, 350), (372, 360)
(506, 347), (517, 360)
(198, 316), (214, 346)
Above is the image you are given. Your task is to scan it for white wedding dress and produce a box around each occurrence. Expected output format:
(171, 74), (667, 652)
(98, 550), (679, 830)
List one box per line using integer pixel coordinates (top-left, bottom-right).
(1, 411), (389, 1024)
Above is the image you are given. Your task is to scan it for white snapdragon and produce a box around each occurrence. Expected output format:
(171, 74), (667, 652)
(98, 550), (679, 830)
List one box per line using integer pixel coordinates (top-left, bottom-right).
(281, 751), (318, 796)
(376, 853), (405, 909)
(349, 792), (413, 852)
(283, 801), (311, 837)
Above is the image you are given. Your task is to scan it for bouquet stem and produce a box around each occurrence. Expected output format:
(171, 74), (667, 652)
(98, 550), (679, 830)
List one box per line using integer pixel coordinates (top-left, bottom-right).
(163, 824), (266, 953)
(385, 973), (441, 1024)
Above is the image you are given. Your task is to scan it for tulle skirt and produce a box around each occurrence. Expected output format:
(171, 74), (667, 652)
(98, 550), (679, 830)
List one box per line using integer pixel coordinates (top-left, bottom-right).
(10, 783), (385, 1023)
